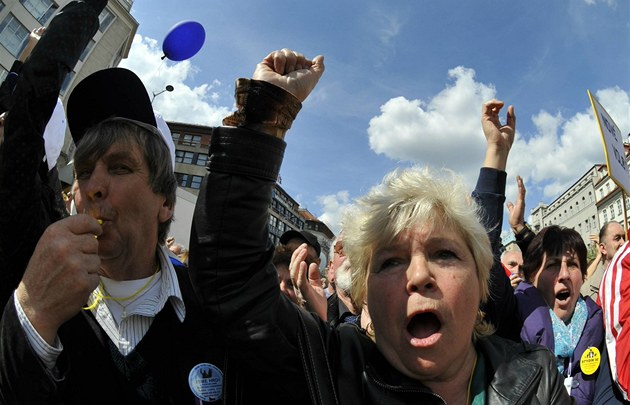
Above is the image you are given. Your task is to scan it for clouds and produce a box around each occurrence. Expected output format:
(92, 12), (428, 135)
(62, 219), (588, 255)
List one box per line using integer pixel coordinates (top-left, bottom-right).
(317, 66), (630, 237)
(118, 35), (231, 127)
(366, 66), (496, 186)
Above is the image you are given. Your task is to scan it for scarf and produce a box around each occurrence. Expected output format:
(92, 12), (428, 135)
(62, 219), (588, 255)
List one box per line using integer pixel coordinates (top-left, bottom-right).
(550, 296), (587, 375)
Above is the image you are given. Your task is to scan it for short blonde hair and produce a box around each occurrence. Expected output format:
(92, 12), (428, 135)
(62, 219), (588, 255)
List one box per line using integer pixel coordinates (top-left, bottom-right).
(342, 166), (494, 338)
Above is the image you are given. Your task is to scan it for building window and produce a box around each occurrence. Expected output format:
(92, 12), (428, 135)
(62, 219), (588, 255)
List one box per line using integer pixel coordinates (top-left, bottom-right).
(0, 66), (7, 83)
(604, 210), (608, 223)
(20, 0), (58, 24)
(195, 153), (208, 166)
(176, 173), (203, 189)
(175, 150), (194, 164)
(0, 13), (29, 58)
(0, 2), (5, 13)
(610, 206), (616, 219)
(98, 8), (115, 33)
(190, 175), (202, 189)
(79, 39), (95, 61)
(171, 132), (180, 143)
(181, 134), (201, 146)
(617, 200), (623, 216)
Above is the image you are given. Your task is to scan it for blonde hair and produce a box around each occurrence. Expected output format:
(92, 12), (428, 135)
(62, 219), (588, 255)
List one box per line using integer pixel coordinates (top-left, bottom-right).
(342, 166), (494, 338)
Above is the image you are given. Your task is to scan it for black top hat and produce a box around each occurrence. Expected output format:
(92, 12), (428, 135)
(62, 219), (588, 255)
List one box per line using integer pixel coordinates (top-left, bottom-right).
(67, 67), (157, 145)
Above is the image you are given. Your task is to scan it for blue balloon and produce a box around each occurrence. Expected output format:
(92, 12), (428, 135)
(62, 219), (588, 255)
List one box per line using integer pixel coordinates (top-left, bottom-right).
(162, 21), (205, 62)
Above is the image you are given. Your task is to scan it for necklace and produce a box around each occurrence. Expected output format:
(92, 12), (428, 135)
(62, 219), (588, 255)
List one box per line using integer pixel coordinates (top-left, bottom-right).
(83, 266), (159, 314)
(466, 352), (478, 405)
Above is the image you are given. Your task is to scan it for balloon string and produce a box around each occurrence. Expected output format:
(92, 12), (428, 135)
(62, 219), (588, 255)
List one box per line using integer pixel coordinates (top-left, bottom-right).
(148, 57), (167, 96)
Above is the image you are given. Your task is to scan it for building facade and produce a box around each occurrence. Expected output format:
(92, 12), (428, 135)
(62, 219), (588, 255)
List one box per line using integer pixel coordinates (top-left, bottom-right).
(0, 0), (139, 179)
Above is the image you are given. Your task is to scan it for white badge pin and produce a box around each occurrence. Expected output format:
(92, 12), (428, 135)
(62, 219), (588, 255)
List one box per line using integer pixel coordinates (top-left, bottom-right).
(188, 363), (223, 402)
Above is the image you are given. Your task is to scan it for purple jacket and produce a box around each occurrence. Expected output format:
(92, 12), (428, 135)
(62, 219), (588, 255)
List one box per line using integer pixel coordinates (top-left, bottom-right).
(515, 282), (604, 404)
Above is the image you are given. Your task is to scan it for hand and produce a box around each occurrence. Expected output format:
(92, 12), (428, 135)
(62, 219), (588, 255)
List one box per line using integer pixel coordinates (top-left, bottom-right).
(510, 273), (523, 289)
(16, 214), (102, 344)
(507, 175), (526, 233)
(18, 27), (45, 62)
(290, 243), (327, 319)
(481, 99), (515, 171)
(253, 48), (325, 102)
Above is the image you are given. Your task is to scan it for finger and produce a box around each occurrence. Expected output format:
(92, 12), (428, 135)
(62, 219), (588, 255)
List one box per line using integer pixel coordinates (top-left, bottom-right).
(68, 214), (103, 237)
(506, 105), (516, 129)
(281, 48), (297, 74)
(506, 202), (514, 211)
(483, 99), (504, 116)
(311, 55), (326, 79)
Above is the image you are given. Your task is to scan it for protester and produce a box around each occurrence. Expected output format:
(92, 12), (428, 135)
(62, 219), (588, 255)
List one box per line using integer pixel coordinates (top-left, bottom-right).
(0, 45), (314, 403)
(501, 244), (524, 288)
(188, 50), (573, 402)
(500, 177), (622, 403)
(600, 235), (630, 401)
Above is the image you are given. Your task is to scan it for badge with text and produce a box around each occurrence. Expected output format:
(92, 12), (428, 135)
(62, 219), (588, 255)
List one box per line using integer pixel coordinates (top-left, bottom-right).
(580, 347), (601, 375)
(188, 363), (223, 402)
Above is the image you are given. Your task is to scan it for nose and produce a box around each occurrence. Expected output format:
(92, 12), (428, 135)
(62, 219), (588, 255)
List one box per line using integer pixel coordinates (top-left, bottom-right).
(83, 165), (109, 202)
(557, 262), (571, 281)
(406, 256), (436, 294)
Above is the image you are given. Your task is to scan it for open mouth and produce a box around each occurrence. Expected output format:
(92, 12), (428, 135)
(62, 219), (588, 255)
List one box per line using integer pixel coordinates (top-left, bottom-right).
(556, 290), (571, 302)
(407, 312), (441, 340)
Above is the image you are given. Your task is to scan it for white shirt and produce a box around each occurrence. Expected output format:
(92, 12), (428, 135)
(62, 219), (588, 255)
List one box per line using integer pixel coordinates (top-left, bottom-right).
(16, 245), (186, 368)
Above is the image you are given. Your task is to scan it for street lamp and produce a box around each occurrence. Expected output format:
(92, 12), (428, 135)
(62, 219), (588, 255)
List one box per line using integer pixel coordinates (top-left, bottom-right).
(151, 84), (174, 103)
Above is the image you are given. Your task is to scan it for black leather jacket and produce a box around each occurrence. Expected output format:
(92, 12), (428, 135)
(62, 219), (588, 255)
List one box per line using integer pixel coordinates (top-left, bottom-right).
(189, 106), (574, 404)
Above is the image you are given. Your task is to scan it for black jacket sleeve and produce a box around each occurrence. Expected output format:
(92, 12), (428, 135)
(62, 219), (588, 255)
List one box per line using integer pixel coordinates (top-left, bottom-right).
(0, 0), (106, 312)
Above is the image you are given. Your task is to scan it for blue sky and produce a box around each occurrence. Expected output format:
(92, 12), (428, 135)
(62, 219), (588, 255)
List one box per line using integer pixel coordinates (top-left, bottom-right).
(120, 0), (630, 238)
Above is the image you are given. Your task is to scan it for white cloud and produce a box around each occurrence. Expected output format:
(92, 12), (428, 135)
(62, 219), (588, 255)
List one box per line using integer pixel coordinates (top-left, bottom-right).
(316, 191), (352, 235)
(367, 66), (496, 187)
(506, 87), (630, 201)
(118, 35), (231, 127)
(363, 67), (630, 229)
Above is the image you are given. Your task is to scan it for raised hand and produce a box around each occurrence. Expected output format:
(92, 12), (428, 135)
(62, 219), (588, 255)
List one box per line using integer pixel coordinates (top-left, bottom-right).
(506, 175), (526, 233)
(253, 48), (325, 102)
(481, 99), (515, 171)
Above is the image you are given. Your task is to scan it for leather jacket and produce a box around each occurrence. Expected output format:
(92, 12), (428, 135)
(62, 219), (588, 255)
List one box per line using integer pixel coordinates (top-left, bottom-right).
(189, 115), (575, 404)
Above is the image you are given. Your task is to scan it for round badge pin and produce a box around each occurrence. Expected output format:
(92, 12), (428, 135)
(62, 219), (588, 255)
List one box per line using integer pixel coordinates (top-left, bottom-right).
(188, 363), (223, 402)
(580, 347), (601, 375)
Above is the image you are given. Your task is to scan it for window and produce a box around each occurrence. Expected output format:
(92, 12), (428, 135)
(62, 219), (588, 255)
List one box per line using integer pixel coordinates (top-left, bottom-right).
(98, 8), (115, 33)
(195, 153), (208, 166)
(79, 39), (95, 62)
(181, 134), (201, 146)
(0, 13), (29, 58)
(617, 200), (623, 216)
(176, 173), (203, 189)
(604, 210), (608, 222)
(190, 175), (202, 189)
(0, 67), (7, 83)
(171, 132), (180, 143)
(175, 150), (194, 164)
(610, 206), (615, 219)
(20, 0), (58, 24)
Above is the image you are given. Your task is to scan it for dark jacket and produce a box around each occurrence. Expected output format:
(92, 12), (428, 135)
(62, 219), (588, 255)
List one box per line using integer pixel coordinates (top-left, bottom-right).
(0, 264), (278, 404)
(0, 0), (101, 311)
(188, 122), (574, 404)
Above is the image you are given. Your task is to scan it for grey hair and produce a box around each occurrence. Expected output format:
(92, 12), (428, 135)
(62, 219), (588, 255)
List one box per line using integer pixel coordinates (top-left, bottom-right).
(73, 117), (177, 244)
(342, 166), (493, 338)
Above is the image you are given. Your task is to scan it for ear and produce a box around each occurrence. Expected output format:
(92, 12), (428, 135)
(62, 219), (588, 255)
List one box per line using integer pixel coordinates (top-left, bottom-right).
(158, 197), (174, 223)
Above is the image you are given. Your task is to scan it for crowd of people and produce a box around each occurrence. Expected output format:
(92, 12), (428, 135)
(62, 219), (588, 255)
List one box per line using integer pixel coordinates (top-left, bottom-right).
(1, 1), (629, 404)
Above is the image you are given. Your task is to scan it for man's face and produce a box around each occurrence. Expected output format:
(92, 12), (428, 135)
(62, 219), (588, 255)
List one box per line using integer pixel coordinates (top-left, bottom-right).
(74, 140), (172, 273)
(501, 250), (523, 276)
(600, 222), (626, 261)
(328, 239), (346, 285)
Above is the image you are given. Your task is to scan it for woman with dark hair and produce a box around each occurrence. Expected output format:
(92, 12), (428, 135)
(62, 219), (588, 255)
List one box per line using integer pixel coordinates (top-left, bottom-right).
(511, 225), (619, 404)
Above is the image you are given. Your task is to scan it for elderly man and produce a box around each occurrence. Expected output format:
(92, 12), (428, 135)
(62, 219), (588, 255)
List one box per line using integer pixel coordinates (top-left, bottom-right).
(0, 47), (319, 403)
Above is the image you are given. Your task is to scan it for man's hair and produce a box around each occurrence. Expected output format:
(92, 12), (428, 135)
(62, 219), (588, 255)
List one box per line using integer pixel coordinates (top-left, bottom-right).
(520, 225), (587, 282)
(342, 166), (493, 338)
(73, 118), (177, 244)
(272, 244), (293, 268)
